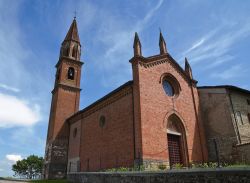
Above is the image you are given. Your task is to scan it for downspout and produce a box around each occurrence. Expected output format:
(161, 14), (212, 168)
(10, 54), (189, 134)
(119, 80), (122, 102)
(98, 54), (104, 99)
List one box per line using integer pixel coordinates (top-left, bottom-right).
(190, 81), (205, 162)
(66, 120), (70, 175)
(79, 116), (83, 171)
(228, 90), (241, 144)
(132, 85), (136, 161)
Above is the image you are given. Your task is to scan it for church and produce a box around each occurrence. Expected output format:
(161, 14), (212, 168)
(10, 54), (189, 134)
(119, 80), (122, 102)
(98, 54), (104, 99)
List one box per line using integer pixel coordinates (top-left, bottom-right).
(43, 19), (250, 179)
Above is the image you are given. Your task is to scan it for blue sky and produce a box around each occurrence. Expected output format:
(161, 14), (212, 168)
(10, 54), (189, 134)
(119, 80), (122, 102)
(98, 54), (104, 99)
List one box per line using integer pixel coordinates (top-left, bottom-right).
(0, 0), (250, 177)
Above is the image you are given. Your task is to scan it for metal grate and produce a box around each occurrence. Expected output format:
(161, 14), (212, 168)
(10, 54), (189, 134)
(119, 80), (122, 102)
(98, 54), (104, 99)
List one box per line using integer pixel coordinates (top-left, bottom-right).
(168, 134), (182, 166)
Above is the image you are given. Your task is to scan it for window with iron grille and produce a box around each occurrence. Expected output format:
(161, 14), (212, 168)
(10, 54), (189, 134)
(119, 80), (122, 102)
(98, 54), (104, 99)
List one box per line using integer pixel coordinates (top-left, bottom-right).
(236, 111), (243, 125)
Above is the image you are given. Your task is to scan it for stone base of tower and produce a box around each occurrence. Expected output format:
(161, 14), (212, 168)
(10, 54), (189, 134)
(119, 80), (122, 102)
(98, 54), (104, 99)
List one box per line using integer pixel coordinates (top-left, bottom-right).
(43, 138), (68, 179)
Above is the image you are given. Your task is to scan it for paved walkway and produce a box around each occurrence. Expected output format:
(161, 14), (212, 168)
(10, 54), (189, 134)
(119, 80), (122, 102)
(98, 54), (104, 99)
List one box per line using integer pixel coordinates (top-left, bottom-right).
(0, 180), (28, 183)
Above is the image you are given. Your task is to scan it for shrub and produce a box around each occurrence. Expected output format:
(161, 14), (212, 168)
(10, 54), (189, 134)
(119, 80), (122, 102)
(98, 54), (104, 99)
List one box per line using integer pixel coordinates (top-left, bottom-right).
(158, 164), (167, 170)
(172, 163), (183, 169)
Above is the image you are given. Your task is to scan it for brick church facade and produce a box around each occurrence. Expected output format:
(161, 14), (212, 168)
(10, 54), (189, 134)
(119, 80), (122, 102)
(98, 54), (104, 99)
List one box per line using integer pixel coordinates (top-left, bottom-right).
(43, 19), (250, 179)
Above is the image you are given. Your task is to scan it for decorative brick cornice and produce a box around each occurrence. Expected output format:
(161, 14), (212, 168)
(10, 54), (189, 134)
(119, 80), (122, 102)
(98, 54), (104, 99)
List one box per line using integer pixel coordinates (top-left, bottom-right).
(52, 83), (81, 94)
(55, 56), (84, 68)
(130, 54), (197, 85)
(67, 81), (133, 124)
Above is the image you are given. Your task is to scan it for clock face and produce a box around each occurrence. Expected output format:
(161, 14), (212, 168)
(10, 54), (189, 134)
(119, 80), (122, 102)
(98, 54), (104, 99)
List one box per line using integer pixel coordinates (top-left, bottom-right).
(163, 80), (174, 96)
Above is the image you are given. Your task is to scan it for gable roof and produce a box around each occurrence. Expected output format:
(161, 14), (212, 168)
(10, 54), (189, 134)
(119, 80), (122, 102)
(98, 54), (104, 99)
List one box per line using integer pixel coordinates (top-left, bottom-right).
(67, 80), (133, 123)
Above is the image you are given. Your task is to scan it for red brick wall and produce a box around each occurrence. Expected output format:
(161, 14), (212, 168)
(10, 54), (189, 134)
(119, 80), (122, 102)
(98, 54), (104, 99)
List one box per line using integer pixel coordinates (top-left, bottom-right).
(131, 55), (207, 164)
(52, 88), (80, 139)
(68, 88), (135, 171)
(68, 120), (81, 159)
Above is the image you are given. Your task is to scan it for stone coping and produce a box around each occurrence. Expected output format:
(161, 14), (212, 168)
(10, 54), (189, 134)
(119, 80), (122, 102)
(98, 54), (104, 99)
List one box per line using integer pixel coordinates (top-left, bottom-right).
(67, 167), (250, 175)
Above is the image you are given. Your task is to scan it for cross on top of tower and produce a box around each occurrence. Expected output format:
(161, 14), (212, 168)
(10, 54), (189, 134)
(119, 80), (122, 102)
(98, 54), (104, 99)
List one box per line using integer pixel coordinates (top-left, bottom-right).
(74, 10), (77, 19)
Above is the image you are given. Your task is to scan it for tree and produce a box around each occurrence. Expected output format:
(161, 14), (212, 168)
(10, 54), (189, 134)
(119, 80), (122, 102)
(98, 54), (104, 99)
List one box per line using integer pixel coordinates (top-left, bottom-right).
(12, 155), (44, 179)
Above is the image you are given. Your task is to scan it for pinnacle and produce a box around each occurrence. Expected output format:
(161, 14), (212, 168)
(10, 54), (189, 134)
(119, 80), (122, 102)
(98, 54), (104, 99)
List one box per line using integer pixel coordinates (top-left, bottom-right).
(133, 32), (141, 47)
(159, 31), (166, 45)
(185, 57), (190, 68)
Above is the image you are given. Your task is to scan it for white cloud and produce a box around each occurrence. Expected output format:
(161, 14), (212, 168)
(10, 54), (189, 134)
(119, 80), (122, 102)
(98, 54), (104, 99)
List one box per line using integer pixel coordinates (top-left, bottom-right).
(205, 55), (234, 69)
(0, 168), (3, 171)
(180, 22), (250, 68)
(0, 83), (20, 93)
(184, 38), (205, 54)
(6, 154), (22, 162)
(210, 65), (246, 80)
(0, 93), (41, 128)
(103, 0), (164, 59)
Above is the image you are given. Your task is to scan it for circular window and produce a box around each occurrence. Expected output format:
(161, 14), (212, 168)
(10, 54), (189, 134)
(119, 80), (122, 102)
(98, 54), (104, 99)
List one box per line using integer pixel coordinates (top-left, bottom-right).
(73, 128), (77, 138)
(99, 116), (106, 128)
(163, 80), (174, 96)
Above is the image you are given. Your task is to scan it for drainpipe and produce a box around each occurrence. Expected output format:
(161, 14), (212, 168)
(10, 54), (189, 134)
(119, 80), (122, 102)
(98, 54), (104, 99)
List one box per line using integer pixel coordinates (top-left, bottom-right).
(132, 86), (137, 162)
(228, 90), (241, 144)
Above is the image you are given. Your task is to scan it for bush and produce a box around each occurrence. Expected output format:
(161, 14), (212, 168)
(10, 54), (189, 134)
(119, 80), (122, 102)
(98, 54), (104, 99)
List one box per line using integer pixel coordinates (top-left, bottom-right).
(158, 164), (167, 170)
(191, 162), (218, 169)
(172, 163), (183, 169)
(105, 167), (131, 172)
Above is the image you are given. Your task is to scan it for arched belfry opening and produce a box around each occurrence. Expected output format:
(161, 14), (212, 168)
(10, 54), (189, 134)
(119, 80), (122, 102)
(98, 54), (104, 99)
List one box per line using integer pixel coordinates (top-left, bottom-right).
(167, 114), (188, 167)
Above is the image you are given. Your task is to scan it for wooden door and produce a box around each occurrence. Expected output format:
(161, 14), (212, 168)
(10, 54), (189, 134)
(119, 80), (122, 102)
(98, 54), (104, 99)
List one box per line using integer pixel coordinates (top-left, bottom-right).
(167, 134), (182, 167)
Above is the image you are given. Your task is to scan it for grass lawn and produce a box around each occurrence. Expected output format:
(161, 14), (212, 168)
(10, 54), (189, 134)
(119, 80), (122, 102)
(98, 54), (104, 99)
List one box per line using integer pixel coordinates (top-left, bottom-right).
(30, 180), (69, 183)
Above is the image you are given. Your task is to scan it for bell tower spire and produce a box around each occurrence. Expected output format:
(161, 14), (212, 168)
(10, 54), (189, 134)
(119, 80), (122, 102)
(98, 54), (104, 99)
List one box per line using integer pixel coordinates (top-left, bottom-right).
(44, 18), (83, 179)
(60, 18), (81, 60)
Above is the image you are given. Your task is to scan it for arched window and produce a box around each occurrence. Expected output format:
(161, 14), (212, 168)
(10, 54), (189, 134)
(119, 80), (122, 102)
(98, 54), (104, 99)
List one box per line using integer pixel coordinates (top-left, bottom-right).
(68, 67), (75, 80)
(63, 46), (70, 57)
(72, 45), (78, 59)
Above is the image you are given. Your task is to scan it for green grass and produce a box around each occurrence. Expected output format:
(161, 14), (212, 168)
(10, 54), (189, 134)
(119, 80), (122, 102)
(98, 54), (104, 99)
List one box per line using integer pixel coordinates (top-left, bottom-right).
(30, 180), (69, 183)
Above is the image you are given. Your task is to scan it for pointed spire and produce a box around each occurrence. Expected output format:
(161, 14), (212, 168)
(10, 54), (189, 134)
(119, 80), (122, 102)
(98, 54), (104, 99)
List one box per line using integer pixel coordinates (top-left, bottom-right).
(159, 31), (167, 54)
(64, 19), (80, 43)
(133, 32), (142, 56)
(185, 57), (193, 79)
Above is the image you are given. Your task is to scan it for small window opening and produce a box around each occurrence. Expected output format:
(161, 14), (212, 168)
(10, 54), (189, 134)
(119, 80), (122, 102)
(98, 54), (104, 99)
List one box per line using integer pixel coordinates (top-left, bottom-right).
(68, 67), (75, 80)
(248, 113), (250, 124)
(56, 69), (60, 81)
(64, 47), (70, 57)
(99, 116), (106, 128)
(73, 128), (77, 138)
(247, 99), (250, 105)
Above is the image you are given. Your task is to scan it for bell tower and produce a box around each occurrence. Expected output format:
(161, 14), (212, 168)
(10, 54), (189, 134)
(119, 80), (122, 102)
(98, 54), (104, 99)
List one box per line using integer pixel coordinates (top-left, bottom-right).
(44, 18), (83, 179)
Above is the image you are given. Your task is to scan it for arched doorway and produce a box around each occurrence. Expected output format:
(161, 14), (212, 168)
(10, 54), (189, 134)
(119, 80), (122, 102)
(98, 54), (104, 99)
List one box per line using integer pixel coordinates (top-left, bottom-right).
(167, 114), (188, 167)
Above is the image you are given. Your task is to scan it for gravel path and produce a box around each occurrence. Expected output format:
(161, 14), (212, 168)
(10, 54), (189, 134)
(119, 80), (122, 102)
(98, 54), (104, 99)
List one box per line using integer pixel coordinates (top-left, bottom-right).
(0, 180), (28, 183)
